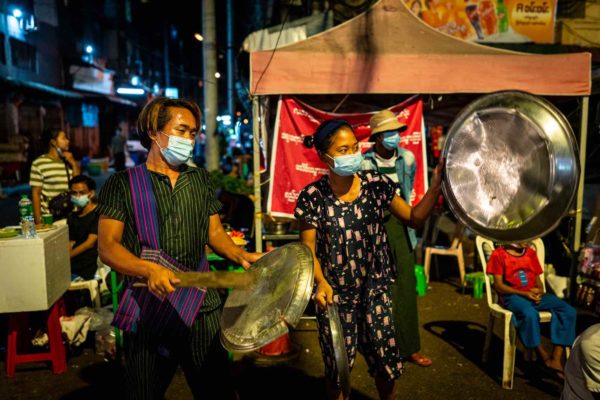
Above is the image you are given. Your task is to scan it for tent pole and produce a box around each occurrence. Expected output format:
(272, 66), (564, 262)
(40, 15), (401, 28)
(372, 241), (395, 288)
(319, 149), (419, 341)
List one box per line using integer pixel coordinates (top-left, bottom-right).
(574, 96), (589, 253)
(252, 96), (264, 252)
(569, 96), (589, 301)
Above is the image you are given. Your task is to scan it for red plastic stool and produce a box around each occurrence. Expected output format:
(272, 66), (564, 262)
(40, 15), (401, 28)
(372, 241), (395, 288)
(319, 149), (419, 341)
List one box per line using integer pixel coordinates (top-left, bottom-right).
(256, 333), (293, 356)
(6, 299), (67, 377)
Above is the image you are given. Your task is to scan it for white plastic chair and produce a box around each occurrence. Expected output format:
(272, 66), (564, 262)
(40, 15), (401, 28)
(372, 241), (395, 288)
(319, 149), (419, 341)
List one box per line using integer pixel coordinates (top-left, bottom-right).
(424, 223), (466, 285)
(476, 236), (551, 389)
(67, 259), (111, 308)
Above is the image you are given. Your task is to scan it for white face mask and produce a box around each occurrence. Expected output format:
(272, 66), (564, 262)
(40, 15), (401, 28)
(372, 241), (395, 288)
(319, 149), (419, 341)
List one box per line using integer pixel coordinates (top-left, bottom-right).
(155, 131), (194, 166)
(71, 194), (90, 208)
(325, 152), (364, 176)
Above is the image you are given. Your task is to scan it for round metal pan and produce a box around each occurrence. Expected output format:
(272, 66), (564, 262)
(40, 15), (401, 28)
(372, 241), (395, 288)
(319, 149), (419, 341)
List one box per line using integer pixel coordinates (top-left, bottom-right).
(328, 302), (350, 398)
(220, 242), (314, 352)
(442, 91), (579, 242)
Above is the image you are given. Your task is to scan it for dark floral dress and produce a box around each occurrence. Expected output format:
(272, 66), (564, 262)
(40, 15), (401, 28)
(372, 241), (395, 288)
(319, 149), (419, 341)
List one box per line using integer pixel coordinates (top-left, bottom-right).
(295, 170), (403, 382)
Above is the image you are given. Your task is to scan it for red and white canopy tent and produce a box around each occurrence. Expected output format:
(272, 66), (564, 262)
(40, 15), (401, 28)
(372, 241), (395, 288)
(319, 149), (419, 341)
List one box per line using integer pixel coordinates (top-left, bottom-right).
(248, 0), (591, 251)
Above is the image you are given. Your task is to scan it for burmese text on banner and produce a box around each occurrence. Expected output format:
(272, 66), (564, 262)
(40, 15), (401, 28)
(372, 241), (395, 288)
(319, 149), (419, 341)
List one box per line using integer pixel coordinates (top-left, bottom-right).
(267, 97), (427, 218)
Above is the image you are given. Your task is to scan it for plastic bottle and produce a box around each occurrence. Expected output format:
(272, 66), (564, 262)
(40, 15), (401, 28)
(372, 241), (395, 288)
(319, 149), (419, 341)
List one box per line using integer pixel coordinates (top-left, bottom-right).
(497, 0), (509, 33)
(18, 194), (37, 238)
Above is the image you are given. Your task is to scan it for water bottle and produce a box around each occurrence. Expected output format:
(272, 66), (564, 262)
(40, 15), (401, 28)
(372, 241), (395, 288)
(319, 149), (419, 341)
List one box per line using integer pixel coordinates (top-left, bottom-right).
(18, 194), (37, 238)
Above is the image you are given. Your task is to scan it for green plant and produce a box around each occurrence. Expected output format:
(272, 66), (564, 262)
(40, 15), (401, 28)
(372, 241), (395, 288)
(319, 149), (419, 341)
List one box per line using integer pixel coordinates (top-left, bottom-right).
(209, 170), (253, 195)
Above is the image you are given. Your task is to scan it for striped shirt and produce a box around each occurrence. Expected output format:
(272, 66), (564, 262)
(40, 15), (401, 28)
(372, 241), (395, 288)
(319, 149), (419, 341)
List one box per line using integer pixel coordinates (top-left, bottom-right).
(374, 151), (402, 196)
(29, 155), (72, 214)
(96, 165), (223, 310)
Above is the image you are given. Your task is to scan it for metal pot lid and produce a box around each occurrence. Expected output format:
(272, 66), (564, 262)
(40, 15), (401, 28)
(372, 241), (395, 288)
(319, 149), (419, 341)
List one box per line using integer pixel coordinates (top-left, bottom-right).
(220, 242), (314, 352)
(442, 91), (579, 242)
(328, 303), (350, 398)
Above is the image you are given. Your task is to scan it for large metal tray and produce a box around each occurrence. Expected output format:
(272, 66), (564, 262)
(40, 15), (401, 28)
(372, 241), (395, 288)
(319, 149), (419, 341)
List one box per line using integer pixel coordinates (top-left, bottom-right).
(442, 91), (579, 242)
(220, 242), (314, 352)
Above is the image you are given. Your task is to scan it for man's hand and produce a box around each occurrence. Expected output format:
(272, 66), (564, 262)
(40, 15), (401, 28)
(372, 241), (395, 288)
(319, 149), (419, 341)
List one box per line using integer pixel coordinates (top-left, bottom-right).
(314, 280), (334, 310)
(236, 251), (263, 270)
(146, 263), (181, 297)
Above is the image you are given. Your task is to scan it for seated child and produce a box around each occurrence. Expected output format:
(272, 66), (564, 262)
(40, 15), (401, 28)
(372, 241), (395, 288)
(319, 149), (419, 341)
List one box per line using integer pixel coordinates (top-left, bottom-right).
(487, 242), (577, 375)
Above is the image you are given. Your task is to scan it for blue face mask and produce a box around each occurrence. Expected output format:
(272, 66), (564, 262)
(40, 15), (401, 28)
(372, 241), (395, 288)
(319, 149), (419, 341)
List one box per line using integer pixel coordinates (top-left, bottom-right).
(71, 194), (90, 209)
(326, 152), (364, 176)
(156, 132), (194, 167)
(381, 131), (400, 150)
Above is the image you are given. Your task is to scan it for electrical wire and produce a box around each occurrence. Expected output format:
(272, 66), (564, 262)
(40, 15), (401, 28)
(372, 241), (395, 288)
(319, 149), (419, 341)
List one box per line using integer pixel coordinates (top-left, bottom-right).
(250, 3), (293, 97)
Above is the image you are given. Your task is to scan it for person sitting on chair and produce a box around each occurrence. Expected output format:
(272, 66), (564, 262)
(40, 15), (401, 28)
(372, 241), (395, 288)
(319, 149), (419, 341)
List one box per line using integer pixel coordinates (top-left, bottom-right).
(487, 242), (577, 377)
(67, 175), (98, 280)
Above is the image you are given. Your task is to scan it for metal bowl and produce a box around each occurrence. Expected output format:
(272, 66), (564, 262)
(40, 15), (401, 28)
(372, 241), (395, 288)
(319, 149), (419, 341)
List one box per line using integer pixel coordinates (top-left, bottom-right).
(442, 91), (579, 242)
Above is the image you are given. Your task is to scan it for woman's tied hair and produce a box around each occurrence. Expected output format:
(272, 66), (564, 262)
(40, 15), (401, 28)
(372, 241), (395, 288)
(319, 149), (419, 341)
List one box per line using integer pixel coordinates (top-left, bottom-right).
(136, 97), (202, 150)
(303, 119), (352, 153)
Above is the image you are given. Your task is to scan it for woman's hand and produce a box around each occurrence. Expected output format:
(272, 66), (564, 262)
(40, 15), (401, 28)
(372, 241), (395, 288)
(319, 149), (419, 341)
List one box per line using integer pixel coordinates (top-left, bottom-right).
(430, 158), (444, 193)
(314, 280), (334, 310)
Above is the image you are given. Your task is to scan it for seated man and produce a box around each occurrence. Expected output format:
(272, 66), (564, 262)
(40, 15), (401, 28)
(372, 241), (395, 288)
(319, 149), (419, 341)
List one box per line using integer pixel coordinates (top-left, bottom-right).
(67, 175), (98, 280)
(487, 242), (577, 376)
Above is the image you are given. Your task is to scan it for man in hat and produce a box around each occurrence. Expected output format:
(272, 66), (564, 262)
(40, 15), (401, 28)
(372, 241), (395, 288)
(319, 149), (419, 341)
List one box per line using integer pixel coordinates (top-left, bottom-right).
(362, 109), (433, 368)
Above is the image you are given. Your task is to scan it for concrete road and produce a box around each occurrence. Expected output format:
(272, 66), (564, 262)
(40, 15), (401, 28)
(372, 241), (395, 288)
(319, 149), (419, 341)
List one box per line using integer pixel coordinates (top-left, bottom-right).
(2, 280), (595, 399)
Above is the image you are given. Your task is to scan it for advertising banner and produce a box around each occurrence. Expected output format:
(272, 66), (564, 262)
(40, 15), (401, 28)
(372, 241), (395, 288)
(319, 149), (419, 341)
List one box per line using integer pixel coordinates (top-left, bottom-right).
(267, 97), (427, 218)
(404, 0), (557, 44)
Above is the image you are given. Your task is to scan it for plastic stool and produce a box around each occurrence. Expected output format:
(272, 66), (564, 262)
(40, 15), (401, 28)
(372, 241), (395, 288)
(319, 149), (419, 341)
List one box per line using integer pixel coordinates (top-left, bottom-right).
(463, 272), (489, 299)
(414, 265), (427, 297)
(110, 271), (124, 348)
(6, 299), (67, 377)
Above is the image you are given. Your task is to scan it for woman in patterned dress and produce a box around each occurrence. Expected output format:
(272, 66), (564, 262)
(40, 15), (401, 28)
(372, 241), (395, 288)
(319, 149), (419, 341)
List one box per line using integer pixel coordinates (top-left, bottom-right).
(295, 120), (442, 400)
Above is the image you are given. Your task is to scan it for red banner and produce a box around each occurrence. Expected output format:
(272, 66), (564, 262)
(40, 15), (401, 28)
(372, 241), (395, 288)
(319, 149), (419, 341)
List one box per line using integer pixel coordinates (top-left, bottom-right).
(267, 97), (427, 218)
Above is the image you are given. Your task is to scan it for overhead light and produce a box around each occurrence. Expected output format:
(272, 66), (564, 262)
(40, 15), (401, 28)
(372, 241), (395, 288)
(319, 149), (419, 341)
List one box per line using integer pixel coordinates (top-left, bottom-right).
(165, 87), (179, 98)
(194, 33), (204, 42)
(219, 115), (232, 126)
(85, 45), (94, 54)
(214, 72), (221, 79)
(117, 87), (145, 95)
(130, 75), (140, 86)
(12, 8), (23, 18)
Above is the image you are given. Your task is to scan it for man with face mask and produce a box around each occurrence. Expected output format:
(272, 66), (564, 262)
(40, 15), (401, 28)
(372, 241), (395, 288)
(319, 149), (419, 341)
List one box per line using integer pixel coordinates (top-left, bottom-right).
(97, 97), (261, 399)
(362, 109), (434, 368)
(67, 175), (98, 280)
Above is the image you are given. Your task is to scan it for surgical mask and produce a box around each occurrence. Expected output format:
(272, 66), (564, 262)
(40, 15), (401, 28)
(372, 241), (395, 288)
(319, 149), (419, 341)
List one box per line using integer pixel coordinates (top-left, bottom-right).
(71, 194), (90, 208)
(326, 152), (363, 176)
(156, 132), (194, 166)
(381, 131), (400, 150)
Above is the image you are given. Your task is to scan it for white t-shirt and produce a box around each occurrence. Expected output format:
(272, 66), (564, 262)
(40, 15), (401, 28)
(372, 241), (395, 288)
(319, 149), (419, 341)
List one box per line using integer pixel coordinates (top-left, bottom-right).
(562, 324), (600, 400)
(374, 151), (402, 197)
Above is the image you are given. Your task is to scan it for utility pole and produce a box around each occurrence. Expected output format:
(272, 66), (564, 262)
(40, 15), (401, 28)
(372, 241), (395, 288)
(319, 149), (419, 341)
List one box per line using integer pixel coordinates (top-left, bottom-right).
(202, 0), (219, 171)
(226, 0), (234, 118)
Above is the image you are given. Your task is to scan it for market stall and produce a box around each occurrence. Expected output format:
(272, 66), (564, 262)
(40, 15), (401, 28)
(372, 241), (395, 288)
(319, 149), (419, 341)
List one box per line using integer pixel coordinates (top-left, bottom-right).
(248, 0), (591, 253)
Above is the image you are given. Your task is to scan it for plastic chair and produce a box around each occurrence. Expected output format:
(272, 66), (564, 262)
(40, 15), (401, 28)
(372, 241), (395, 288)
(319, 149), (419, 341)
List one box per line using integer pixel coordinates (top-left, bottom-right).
(424, 223), (466, 285)
(67, 260), (110, 308)
(476, 236), (551, 389)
